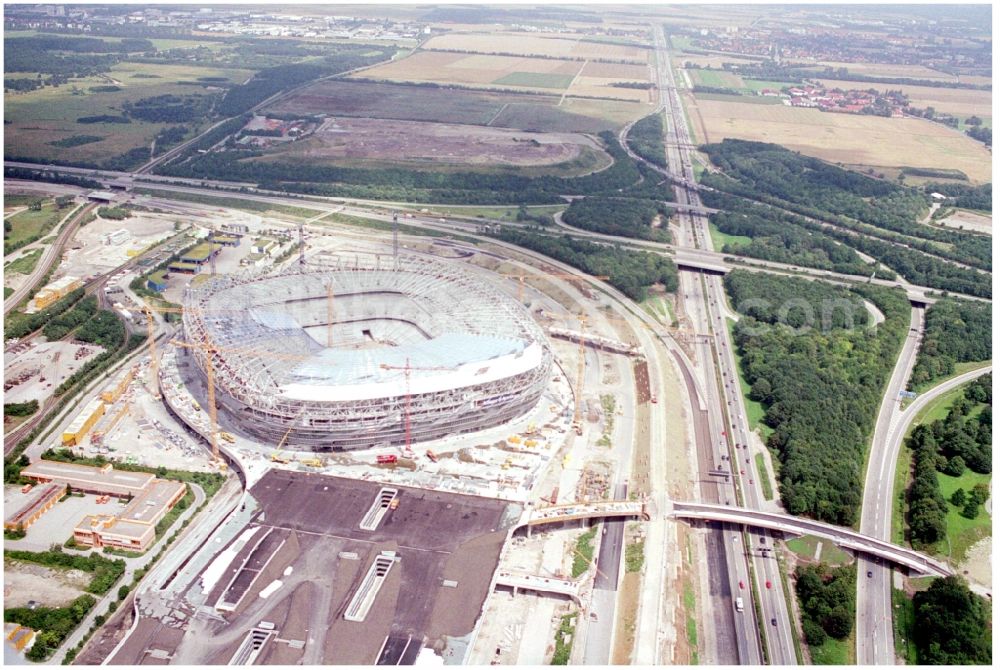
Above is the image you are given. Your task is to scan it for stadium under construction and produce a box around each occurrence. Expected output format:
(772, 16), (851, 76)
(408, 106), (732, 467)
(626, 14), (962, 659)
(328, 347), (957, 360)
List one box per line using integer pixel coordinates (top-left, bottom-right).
(181, 253), (554, 451)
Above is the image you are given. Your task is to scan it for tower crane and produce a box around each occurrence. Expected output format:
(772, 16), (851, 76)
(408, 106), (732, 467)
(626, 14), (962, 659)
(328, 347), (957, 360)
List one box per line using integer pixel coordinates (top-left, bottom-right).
(378, 358), (457, 456)
(501, 272), (609, 304)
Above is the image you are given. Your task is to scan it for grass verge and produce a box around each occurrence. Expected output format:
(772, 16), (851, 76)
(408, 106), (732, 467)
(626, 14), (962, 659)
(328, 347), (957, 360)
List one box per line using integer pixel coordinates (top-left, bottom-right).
(754, 453), (773, 500)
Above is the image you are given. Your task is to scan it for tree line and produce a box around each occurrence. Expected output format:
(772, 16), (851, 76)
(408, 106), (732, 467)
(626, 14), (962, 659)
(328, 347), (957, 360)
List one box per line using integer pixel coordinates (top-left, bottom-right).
(493, 229), (678, 301)
(909, 299), (991, 389)
(913, 575), (991, 664)
(728, 272), (910, 524)
(794, 563), (856, 648)
(562, 196), (671, 242)
(625, 113), (668, 168)
(906, 375), (991, 546)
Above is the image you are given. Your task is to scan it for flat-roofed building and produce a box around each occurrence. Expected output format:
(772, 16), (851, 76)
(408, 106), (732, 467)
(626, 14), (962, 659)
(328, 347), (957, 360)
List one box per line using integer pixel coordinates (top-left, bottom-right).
(22, 460), (154, 497)
(74, 514), (156, 551)
(120, 479), (186, 525)
(4, 483), (67, 531)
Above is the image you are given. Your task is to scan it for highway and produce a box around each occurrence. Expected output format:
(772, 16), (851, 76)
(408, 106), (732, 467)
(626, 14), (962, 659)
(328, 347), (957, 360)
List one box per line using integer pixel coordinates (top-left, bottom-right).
(652, 25), (798, 665)
(857, 345), (993, 665)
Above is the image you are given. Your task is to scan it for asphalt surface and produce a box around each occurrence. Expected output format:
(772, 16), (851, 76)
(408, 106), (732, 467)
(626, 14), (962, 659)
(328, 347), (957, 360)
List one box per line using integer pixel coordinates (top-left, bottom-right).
(653, 26), (798, 665)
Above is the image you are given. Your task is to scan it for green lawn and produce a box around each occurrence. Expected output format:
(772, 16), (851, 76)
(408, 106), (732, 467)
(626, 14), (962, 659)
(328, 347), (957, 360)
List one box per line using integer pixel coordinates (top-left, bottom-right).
(571, 526), (598, 578)
(892, 588), (919, 664)
(689, 68), (744, 89)
(936, 468), (991, 562)
(493, 72), (575, 89)
(4, 286), (13, 300)
(4, 201), (62, 249)
(4, 248), (43, 275)
(785, 534), (853, 565)
(891, 440), (913, 546)
(709, 222), (751, 250)
(809, 630), (854, 665)
(754, 452), (773, 500)
(741, 78), (793, 92)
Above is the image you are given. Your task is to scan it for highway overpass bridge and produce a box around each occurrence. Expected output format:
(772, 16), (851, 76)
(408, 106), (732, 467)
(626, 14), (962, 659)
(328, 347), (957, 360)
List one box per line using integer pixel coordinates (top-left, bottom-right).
(517, 499), (952, 578)
(493, 570), (583, 605)
(669, 501), (953, 578)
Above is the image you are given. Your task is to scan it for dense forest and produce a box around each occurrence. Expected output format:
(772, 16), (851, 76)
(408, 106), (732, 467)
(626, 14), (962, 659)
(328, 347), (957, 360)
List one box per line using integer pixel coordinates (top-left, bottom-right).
(723, 271), (868, 330)
(700, 140), (991, 274)
(493, 229), (678, 301)
(909, 299), (992, 389)
(561, 197), (671, 242)
(905, 375), (991, 546)
(625, 113), (667, 168)
(924, 182), (992, 212)
(794, 563), (856, 648)
(727, 272), (910, 524)
(913, 576), (992, 664)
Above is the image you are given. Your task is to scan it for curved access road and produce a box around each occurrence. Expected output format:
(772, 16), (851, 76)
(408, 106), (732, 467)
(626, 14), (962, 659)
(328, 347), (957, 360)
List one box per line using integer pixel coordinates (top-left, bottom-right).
(857, 361), (992, 664)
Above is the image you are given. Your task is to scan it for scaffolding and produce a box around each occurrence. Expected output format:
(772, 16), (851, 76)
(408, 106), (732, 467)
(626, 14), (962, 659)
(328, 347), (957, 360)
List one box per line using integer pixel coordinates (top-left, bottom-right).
(181, 253), (553, 451)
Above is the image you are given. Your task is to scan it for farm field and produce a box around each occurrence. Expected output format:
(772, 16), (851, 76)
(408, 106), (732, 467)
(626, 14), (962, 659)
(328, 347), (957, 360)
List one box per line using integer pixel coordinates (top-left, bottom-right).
(799, 60), (958, 80)
(815, 79), (991, 117)
(688, 67), (744, 88)
(254, 117), (612, 175)
(676, 53), (766, 69)
(4, 61), (253, 165)
(351, 49), (654, 101)
(422, 32), (650, 63)
(692, 98), (992, 183)
(267, 79), (649, 132)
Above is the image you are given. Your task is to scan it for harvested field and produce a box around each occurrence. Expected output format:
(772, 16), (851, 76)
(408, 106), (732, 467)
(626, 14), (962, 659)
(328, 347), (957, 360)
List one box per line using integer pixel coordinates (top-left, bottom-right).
(940, 209), (992, 235)
(352, 50), (652, 101)
(581, 61), (650, 80)
(255, 117), (610, 174)
(693, 98), (992, 183)
(422, 33), (649, 63)
(561, 97), (654, 127)
(816, 79), (992, 117)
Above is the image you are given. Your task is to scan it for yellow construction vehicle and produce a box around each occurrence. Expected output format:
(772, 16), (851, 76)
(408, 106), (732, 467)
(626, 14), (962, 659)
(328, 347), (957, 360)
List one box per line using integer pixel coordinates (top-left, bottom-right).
(270, 451), (290, 464)
(300, 457), (324, 468)
(220, 431), (236, 443)
(524, 439), (538, 448)
(508, 435), (522, 444)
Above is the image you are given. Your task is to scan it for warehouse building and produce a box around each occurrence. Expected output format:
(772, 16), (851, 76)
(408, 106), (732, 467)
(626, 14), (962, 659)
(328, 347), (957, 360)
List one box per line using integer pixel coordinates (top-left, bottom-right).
(4, 483), (67, 531)
(32, 275), (83, 310)
(22, 460), (154, 497)
(61, 398), (106, 446)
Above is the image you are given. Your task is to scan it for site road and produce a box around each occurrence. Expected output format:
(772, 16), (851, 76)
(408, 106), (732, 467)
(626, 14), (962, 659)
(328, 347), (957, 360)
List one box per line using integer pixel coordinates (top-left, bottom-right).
(654, 25), (799, 665)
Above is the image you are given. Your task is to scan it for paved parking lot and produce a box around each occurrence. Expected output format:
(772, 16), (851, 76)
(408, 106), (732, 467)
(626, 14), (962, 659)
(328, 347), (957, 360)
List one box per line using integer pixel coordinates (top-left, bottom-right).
(4, 486), (118, 551)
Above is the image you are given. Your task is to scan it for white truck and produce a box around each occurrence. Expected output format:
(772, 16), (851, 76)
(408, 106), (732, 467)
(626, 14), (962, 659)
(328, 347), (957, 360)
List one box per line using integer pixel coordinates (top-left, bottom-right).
(735, 597), (745, 613)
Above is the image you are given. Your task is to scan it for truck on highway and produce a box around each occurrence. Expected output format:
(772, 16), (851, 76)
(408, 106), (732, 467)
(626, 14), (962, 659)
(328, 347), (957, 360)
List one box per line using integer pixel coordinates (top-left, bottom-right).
(735, 597), (744, 613)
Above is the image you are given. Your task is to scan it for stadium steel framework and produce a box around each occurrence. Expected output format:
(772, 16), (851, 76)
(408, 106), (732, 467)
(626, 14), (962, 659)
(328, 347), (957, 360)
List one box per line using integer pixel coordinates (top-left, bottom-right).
(181, 253), (553, 451)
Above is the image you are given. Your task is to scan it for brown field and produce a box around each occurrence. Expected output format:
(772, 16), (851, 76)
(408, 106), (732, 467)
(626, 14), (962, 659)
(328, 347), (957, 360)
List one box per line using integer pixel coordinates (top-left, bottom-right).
(693, 99), (992, 183)
(800, 60), (957, 80)
(353, 50), (579, 87)
(255, 117), (611, 174)
(580, 61), (650, 80)
(353, 49), (654, 101)
(816, 79), (991, 117)
(422, 32), (649, 63)
(560, 97), (655, 128)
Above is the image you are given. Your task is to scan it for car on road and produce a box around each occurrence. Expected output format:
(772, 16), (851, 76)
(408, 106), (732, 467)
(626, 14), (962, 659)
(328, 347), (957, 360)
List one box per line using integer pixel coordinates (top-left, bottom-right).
(740, 469), (745, 475)
(867, 571), (873, 578)
(765, 580), (772, 589)
(738, 581), (744, 589)
(771, 618), (777, 626)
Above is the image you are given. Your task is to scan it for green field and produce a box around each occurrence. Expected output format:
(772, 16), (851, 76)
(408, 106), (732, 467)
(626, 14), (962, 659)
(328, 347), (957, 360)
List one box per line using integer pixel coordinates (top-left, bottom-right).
(785, 534), (852, 565)
(809, 630), (854, 665)
(5, 60), (252, 166)
(427, 204), (565, 222)
(5, 249), (43, 275)
(493, 72), (576, 89)
(689, 68), (744, 89)
(741, 79), (793, 92)
(910, 360), (992, 394)
(4, 201), (63, 252)
(935, 468), (991, 562)
(754, 453), (773, 500)
(708, 221), (751, 250)
(892, 588), (919, 664)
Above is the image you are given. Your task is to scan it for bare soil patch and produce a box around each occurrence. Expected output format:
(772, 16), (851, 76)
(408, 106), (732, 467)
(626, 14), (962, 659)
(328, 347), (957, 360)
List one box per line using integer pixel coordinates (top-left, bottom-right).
(3, 559), (90, 608)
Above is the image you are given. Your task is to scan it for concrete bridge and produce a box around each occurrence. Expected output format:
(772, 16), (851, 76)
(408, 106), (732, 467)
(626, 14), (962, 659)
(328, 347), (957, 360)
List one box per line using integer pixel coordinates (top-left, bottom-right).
(669, 501), (953, 578)
(518, 501), (649, 530)
(494, 570), (583, 605)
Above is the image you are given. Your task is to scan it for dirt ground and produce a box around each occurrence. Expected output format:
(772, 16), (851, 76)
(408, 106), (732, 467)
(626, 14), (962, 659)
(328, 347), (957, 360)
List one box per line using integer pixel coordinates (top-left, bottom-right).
(261, 117), (607, 171)
(959, 537), (991, 590)
(4, 559), (91, 608)
(422, 33), (649, 63)
(3, 341), (106, 405)
(940, 209), (991, 235)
